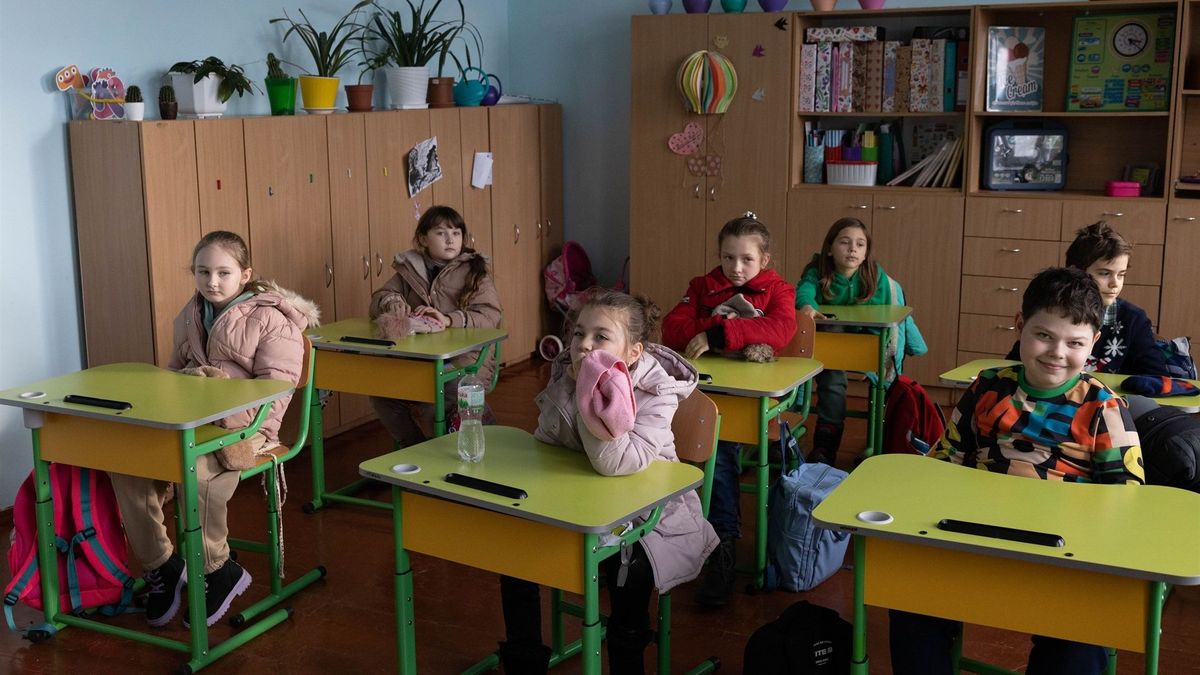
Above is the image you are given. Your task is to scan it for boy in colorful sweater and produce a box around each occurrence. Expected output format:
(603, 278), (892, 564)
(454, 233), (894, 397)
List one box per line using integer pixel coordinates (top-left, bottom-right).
(890, 266), (1144, 675)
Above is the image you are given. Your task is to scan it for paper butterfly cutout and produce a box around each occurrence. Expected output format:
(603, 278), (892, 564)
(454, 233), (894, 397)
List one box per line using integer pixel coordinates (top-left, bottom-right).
(668, 121), (705, 156)
(752, 87), (766, 102)
(753, 45), (765, 57)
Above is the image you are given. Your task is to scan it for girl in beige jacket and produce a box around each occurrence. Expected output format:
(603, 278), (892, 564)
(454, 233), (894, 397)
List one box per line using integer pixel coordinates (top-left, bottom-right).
(368, 206), (502, 445)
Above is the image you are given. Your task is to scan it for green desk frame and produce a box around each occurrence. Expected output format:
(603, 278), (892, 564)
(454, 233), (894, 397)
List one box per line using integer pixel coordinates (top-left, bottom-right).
(691, 354), (824, 588)
(814, 305), (912, 459)
(359, 426), (702, 675)
(813, 454), (1200, 675)
(0, 364), (293, 674)
(305, 318), (506, 511)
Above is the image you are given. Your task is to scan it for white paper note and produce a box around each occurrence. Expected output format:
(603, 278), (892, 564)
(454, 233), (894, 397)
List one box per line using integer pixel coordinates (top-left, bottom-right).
(472, 152), (493, 189)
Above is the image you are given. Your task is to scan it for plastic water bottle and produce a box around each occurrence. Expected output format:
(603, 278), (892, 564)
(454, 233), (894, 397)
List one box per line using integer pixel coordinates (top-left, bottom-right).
(456, 373), (486, 462)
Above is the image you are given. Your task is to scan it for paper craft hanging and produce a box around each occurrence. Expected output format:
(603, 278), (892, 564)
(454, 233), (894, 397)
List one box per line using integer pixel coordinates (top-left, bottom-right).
(668, 121), (705, 156)
(676, 50), (738, 115)
(407, 136), (442, 197)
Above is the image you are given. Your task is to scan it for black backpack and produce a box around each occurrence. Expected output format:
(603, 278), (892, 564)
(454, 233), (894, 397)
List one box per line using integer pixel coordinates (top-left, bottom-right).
(1129, 397), (1200, 492)
(743, 600), (852, 674)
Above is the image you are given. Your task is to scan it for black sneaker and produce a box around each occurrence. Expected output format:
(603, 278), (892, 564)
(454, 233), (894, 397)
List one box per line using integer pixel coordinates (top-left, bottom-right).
(144, 554), (186, 627)
(183, 559), (252, 628)
(694, 539), (736, 607)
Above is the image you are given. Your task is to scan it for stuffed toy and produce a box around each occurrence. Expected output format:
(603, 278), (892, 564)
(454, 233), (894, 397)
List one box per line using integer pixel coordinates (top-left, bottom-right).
(711, 293), (774, 363)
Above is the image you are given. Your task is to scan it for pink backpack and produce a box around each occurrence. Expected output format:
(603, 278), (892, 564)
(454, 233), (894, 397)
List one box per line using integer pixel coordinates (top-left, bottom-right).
(5, 465), (133, 635)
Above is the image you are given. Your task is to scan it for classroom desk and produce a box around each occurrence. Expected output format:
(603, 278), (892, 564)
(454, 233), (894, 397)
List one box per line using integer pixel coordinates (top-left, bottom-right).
(690, 354), (824, 588)
(358, 426), (702, 675)
(304, 318), (506, 511)
(940, 358), (1200, 412)
(0, 363), (292, 674)
(814, 305), (913, 457)
(813, 454), (1200, 675)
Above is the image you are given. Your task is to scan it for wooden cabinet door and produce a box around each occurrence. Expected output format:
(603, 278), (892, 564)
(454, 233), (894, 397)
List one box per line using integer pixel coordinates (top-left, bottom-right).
(364, 111), (432, 286)
(871, 194), (963, 387)
(1160, 200), (1200, 339)
(489, 105), (542, 363)
(429, 108), (465, 214)
(244, 116), (334, 319)
(785, 191), (874, 283)
(704, 14), (791, 266)
(630, 15), (708, 313)
(194, 119), (248, 242)
(141, 121), (204, 365)
(539, 105), (564, 264)
(459, 108), (494, 257)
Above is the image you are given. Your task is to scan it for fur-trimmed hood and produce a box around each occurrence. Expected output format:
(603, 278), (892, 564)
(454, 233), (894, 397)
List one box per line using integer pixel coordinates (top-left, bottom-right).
(257, 279), (321, 330)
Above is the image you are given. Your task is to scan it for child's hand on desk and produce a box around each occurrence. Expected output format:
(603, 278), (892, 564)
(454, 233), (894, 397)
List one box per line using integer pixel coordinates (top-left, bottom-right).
(414, 306), (451, 328)
(684, 333), (710, 360)
(799, 305), (827, 320)
(179, 365), (229, 379)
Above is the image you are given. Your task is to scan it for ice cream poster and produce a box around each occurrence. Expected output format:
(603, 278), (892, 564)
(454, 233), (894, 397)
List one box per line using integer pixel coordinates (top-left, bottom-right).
(986, 27), (1044, 112)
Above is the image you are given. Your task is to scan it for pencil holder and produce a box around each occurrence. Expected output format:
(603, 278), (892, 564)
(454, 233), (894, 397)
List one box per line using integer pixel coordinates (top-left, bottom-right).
(804, 143), (825, 184)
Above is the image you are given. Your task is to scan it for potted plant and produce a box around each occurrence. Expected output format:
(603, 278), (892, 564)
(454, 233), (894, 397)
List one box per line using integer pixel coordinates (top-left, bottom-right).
(264, 52), (297, 116)
(158, 85), (177, 120)
(360, 0), (480, 109)
(168, 57), (260, 118)
(124, 85), (145, 121)
(346, 51), (385, 112)
(271, 2), (369, 112)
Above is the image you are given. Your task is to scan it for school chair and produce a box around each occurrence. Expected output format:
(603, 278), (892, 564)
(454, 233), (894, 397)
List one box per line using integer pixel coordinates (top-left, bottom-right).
(738, 312), (816, 475)
(225, 338), (327, 628)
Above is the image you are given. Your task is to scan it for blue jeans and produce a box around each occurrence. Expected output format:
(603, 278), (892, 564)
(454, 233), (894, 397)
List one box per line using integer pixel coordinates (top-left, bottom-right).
(708, 440), (742, 541)
(888, 609), (1109, 675)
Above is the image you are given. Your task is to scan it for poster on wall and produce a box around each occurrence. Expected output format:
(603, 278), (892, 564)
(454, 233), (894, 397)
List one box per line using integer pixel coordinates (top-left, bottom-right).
(986, 27), (1044, 112)
(1067, 11), (1174, 112)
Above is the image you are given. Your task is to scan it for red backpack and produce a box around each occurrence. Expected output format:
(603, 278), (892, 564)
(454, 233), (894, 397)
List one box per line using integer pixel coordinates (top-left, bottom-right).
(883, 375), (946, 455)
(5, 465), (134, 636)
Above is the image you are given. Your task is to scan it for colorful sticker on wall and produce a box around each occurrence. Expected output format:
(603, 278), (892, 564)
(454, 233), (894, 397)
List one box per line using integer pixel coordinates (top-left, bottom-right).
(55, 65), (127, 120)
(676, 50), (738, 115)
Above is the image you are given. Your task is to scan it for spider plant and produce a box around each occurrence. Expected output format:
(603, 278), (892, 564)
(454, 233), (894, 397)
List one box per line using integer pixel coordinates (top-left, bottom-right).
(360, 0), (482, 76)
(271, 1), (371, 78)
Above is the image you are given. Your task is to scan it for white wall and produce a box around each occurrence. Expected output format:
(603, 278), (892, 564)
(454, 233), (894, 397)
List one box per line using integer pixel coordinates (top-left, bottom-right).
(0, 0), (509, 507)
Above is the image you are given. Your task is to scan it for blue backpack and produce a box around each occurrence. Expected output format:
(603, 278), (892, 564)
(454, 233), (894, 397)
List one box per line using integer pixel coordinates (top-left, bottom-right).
(765, 422), (851, 592)
(1156, 336), (1197, 379)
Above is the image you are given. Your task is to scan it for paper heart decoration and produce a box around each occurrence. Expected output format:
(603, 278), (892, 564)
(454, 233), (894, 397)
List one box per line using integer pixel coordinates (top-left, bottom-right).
(687, 154), (722, 176)
(668, 121), (705, 156)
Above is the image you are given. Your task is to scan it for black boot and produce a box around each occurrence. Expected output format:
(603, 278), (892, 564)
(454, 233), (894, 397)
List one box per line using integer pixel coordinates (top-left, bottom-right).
(606, 625), (653, 675)
(807, 421), (844, 466)
(497, 640), (551, 675)
(694, 538), (736, 607)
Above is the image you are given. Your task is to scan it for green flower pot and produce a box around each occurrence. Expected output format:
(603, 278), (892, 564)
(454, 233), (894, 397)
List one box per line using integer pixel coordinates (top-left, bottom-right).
(265, 77), (297, 116)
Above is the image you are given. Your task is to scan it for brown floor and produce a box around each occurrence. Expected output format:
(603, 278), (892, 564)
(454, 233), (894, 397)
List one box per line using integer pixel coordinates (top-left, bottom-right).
(3, 359), (1199, 674)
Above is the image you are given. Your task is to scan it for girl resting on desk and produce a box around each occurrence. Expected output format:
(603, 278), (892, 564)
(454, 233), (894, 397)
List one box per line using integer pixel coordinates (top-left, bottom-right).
(368, 205), (502, 446)
(110, 231), (318, 629)
(795, 217), (925, 466)
(499, 288), (719, 675)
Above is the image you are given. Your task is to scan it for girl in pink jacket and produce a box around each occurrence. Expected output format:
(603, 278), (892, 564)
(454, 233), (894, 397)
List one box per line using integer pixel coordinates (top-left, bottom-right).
(110, 231), (318, 631)
(498, 288), (719, 675)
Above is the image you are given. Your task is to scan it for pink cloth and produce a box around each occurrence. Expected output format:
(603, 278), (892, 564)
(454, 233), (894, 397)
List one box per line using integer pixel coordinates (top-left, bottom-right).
(575, 350), (637, 441)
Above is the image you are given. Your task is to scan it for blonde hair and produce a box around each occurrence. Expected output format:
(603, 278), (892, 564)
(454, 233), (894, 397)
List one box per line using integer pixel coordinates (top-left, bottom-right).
(567, 287), (661, 345)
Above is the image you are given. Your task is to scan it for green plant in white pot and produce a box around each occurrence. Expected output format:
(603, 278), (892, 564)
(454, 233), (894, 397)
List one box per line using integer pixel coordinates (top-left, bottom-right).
(360, 0), (478, 109)
(168, 57), (259, 118)
(271, 2), (369, 112)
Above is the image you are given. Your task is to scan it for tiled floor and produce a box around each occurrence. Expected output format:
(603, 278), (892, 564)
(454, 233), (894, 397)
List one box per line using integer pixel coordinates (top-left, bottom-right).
(2, 359), (1199, 673)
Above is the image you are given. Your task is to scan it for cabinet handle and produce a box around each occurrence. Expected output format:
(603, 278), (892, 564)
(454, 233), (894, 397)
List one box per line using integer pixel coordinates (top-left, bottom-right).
(693, 184), (701, 199)
(537, 221), (543, 238)
(375, 253), (384, 276)
(362, 256), (370, 280)
(1101, 211), (1124, 217)
(546, 218), (553, 235)
(1001, 208), (1023, 214)
(849, 204), (868, 210)
(1000, 248), (1022, 254)
(514, 225), (521, 244)
(470, 234), (476, 247)
(709, 186), (717, 201)
(876, 204), (896, 210)
(998, 286), (1019, 293)
(325, 263), (333, 288)
(995, 325), (1016, 331)
(1173, 216), (1197, 222)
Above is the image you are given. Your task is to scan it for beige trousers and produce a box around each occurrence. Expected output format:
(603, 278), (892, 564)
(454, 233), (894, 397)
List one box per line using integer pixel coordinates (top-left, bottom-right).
(110, 433), (267, 574)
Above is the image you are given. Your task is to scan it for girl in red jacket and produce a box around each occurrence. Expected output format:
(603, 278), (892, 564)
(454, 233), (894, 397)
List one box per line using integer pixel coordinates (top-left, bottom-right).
(661, 214), (796, 607)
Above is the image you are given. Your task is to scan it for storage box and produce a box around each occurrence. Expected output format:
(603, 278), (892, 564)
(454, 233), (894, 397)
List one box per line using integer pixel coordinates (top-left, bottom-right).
(1106, 180), (1141, 197)
(805, 26), (884, 43)
(827, 161), (878, 186)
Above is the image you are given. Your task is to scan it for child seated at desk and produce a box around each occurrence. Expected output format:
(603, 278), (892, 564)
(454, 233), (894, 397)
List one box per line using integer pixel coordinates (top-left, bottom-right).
(1004, 221), (1168, 376)
(498, 288), (718, 675)
(890, 266), (1143, 675)
(368, 205), (502, 446)
(661, 213), (796, 608)
(110, 231), (318, 628)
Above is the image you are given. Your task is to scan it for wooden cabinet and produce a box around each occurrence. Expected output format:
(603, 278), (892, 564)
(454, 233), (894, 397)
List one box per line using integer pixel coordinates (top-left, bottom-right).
(194, 119), (248, 241)
(365, 111), (432, 287)
(630, 13), (789, 313)
(1160, 199), (1200, 339)
(784, 189), (874, 280)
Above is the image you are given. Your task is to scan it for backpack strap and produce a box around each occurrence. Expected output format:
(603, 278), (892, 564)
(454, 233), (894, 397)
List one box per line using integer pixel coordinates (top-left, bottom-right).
(4, 552), (40, 632)
(72, 469), (135, 613)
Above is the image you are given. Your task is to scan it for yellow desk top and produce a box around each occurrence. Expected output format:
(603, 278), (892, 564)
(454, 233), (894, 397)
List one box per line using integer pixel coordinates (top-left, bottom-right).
(0, 363), (292, 430)
(814, 454), (1200, 584)
(940, 358), (1200, 411)
(690, 354), (824, 398)
(360, 426), (703, 533)
(814, 304), (912, 328)
(308, 318), (507, 360)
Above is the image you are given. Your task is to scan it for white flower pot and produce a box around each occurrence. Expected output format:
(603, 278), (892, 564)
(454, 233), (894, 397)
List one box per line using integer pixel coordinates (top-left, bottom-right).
(171, 73), (227, 118)
(385, 66), (430, 109)
(124, 101), (145, 121)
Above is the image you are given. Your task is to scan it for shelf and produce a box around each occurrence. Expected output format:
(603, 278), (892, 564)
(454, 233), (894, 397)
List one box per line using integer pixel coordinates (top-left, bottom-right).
(968, 189), (1166, 202)
(798, 111), (963, 118)
(1175, 182), (1200, 192)
(792, 183), (961, 195)
(973, 111), (1171, 118)
(1183, 90), (1200, 96)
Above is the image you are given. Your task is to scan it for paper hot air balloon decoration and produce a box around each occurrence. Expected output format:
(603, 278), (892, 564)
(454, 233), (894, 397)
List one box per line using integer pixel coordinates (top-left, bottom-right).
(676, 50), (738, 115)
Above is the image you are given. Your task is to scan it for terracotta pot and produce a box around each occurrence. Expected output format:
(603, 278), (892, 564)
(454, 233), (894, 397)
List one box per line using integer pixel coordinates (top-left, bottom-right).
(158, 100), (178, 120)
(345, 84), (374, 112)
(427, 77), (455, 108)
(810, 0), (836, 9)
